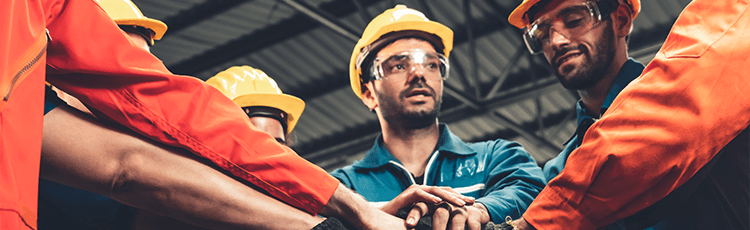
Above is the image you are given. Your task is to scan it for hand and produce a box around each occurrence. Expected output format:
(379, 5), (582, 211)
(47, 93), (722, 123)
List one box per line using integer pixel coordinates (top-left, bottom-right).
(320, 184), (408, 230)
(406, 201), (490, 230)
(512, 217), (536, 230)
(380, 185), (475, 216)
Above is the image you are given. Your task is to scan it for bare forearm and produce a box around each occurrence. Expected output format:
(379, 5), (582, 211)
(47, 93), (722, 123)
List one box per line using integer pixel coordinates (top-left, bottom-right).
(41, 105), (321, 230)
(319, 184), (408, 230)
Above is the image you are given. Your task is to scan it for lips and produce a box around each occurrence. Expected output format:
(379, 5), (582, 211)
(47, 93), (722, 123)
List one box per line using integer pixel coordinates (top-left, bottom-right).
(406, 88), (432, 98)
(554, 50), (582, 67)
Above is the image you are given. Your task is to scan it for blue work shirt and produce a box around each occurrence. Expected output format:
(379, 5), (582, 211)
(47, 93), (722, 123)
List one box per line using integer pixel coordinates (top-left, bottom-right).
(543, 58), (645, 181)
(330, 124), (546, 222)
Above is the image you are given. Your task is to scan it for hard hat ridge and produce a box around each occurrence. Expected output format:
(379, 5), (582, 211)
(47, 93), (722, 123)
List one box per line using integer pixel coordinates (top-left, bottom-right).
(206, 66), (305, 134)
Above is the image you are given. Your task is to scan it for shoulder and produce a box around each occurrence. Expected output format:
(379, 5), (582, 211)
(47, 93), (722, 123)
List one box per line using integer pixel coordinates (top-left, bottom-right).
(467, 138), (526, 155)
(329, 165), (356, 186)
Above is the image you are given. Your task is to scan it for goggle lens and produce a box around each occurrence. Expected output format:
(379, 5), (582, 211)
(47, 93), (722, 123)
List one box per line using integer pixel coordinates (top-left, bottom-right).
(370, 49), (449, 81)
(523, 1), (607, 54)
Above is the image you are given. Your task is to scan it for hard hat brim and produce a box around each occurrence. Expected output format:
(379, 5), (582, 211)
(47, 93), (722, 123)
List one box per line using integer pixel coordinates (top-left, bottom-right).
(115, 18), (168, 40)
(508, 0), (542, 29)
(232, 93), (305, 134)
(509, 0), (641, 29)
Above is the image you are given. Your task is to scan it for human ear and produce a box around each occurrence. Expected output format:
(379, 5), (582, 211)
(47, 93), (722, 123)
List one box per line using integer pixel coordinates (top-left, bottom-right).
(612, 4), (635, 38)
(361, 82), (379, 112)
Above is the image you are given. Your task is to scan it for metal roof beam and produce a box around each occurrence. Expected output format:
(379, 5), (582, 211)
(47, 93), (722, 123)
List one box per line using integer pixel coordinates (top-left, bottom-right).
(161, 0), (251, 38)
(463, 0), (481, 100)
(484, 46), (527, 99)
(278, 0), (361, 42)
(168, 0), (382, 76)
(488, 111), (563, 152)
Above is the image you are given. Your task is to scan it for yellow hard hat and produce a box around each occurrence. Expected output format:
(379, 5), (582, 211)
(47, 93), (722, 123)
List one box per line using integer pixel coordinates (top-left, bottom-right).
(95, 0), (168, 44)
(349, 5), (453, 99)
(206, 66), (305, 134)
(508, 0), (640, 29)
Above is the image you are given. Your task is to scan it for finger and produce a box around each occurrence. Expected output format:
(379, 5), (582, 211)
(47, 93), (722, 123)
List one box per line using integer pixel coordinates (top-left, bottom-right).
(438, 187), (475, 205)
(466, 208), (482, 230)
(432, 203), (451, 230)
(414, 189), (443, 203)
(425, 187), (468, 207)
(450, 207), (468, 230)
(406, 202), (429, 228)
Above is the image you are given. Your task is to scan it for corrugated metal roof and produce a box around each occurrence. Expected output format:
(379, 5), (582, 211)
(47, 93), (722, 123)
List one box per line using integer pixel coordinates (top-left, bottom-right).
(132, 0), (694, 170)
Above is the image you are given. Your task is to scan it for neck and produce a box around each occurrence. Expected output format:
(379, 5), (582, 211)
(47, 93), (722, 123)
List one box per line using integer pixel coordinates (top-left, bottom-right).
(380, 120), (440, 177)
(578, 50), (628, 118)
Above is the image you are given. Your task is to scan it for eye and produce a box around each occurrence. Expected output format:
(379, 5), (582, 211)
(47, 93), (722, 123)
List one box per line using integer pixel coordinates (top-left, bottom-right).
(564, 18), (584, 28)
(391, 64), (405, 71)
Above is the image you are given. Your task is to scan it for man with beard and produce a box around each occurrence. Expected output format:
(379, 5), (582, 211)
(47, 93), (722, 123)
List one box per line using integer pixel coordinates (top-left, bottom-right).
(518, 0), (644, 183)
(330, 5), (546, 230)
(503, 0), (749, 229)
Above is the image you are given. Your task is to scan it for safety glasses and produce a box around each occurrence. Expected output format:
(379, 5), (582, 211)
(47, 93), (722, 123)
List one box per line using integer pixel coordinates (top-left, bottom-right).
(369, 49), (450, 81)
(523, 0), (617, 54)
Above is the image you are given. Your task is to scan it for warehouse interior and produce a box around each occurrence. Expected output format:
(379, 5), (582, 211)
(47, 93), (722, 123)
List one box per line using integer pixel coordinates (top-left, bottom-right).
(132, 0), (693, 171)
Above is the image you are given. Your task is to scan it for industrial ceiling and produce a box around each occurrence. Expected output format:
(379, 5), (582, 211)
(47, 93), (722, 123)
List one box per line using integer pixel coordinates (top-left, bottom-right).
(132, 0), (693, 171)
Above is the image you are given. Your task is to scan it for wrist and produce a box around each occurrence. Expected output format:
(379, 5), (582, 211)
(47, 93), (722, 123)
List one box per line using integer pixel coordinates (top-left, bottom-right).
(320, 184), (374, 229)
(472, 202), (491, 223)
(514, 217), (536, 230)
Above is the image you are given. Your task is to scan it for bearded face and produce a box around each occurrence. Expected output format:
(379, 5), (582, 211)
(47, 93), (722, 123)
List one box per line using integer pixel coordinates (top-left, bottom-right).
(374, 78), (442, 129)
(547, 20), (617, 90)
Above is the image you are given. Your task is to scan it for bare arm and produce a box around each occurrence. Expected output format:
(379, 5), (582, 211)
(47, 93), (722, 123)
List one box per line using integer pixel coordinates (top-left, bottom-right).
(319, 183), (409, 230)
(40, 105), (322, 230)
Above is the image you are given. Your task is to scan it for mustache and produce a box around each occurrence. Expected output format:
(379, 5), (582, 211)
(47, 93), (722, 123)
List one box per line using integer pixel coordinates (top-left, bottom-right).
(552, 45), (587, 67)
(399, 80), (436, 99)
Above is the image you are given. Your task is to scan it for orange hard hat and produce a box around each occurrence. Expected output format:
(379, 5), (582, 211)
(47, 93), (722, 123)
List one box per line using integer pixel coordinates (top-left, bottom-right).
(508, 0), (641, 29)
(349, 5), (453, 99)
(95, 0), (168, 44)
(206, 66), (305, 134)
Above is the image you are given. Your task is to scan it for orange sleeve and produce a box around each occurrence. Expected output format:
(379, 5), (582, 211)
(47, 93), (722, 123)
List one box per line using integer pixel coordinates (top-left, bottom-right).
(43, 0), (338, 215)
(523, 0), (750, 229)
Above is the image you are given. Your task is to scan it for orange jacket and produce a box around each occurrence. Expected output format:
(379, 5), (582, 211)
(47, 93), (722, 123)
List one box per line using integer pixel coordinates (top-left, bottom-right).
(1, 1), (338, 229)
(523, 0), (750, 229)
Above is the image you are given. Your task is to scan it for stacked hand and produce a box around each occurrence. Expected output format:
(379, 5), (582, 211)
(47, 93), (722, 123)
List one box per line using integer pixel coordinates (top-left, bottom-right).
(379, 185), (491, 230)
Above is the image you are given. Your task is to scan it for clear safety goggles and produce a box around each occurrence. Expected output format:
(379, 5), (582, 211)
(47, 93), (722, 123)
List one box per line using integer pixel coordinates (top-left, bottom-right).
(368, 49), (450, 81)
(522, 0), (617, 54)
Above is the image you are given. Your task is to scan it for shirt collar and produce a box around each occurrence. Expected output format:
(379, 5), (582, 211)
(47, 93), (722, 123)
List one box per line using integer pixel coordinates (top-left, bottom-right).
(565, 58), (645, 146)
(576, 58), (645, 125)
(352, 124), (477, 169)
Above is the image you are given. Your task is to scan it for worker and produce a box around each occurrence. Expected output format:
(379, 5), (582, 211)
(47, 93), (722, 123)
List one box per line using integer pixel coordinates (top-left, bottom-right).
(331, 5), (546, 230)
(39, 0), (168, 228)
(125, 65), (309, 229)
(504, 0), (750, 229)
(2, 0), (405, 229)
(41, 63), (310, 229)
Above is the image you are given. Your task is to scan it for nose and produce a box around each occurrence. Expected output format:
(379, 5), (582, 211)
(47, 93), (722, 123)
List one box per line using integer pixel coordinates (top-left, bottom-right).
(548, 29), (571, 51)
(407, 64), (428, 82)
